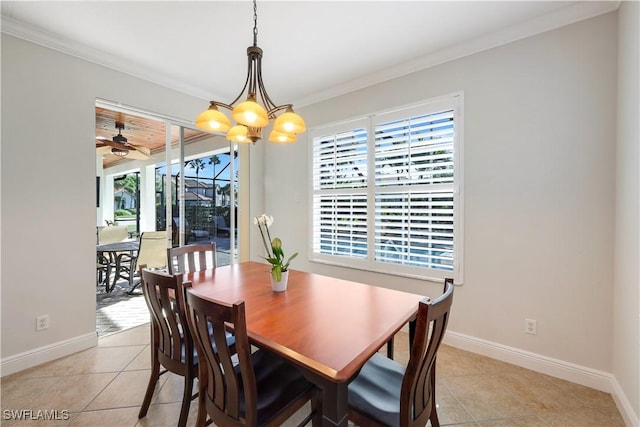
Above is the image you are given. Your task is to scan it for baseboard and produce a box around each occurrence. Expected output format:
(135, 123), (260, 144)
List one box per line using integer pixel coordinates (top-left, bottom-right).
(610, 376), (640, 427)
(444, 330), (639, 427)
(1, 332), (98, 377)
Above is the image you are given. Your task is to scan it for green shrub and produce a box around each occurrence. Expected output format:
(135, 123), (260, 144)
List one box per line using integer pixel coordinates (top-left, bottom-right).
(114, 209), (131, 218)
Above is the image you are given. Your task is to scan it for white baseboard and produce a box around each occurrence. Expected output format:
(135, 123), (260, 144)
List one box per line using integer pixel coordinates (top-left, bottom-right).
(1, 332), (98, 377)
(444, 330), (639, 427)
(611, 376), (640, 427)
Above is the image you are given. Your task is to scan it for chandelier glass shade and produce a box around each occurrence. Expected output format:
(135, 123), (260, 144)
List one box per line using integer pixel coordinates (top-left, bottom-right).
(268, 130), (297, 144)
(195, 0), (305, 143)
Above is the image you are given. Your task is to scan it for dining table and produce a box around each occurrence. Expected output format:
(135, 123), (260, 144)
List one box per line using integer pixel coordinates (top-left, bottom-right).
(96, 240), (139, 292)
(184, 261), (425, 427)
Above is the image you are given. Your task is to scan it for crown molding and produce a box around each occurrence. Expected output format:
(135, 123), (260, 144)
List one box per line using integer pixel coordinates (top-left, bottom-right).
(294, 1), (621, 107)
(1, 15), (212, 101)
(2, 1), (620, 108)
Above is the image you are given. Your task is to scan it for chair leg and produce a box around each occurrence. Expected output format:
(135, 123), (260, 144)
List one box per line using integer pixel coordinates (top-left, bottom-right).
(177, 373), (194, 427)
(196, 391), (208, 427)
(429, 408), (440, 427)
(386, 336), (394, 359)
(429, 366), (440, 427)
(310, 388), (323, 427)
(138, 358), (160, 418)
(139, 324), (160, 419)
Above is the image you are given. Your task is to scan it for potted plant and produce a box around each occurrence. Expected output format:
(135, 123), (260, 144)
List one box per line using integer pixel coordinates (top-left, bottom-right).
(254, 214), (298, 290)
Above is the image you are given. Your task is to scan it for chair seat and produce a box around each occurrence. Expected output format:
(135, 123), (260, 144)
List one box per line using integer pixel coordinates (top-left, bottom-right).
(348, 353), (406, 427)
(237, 348), (313, 425)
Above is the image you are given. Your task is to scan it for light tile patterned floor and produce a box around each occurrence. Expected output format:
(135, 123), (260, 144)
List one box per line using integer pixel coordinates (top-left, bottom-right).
(0, 326), (626, 426)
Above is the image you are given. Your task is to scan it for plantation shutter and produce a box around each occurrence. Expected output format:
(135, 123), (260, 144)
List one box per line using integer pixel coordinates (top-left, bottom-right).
(312, 122), (369, 259)
(310, 95), (462, 281)
(373, 107), (455, 271)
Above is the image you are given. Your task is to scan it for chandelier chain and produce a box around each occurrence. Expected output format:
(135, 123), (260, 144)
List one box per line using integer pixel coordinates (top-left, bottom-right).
(253, 0), (258, 46)
(195, 0), (305, 143)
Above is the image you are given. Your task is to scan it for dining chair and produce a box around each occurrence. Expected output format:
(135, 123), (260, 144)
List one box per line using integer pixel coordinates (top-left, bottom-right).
(167, 242), (217, 275)
(138, 267), (197, 427)
(347, 280), (454, 427)
(183, 283), (322, 427)
(127, 231), (168, 294)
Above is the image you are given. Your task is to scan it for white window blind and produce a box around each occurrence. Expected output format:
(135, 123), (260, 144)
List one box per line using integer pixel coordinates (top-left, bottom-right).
(310, 96), (462, 281)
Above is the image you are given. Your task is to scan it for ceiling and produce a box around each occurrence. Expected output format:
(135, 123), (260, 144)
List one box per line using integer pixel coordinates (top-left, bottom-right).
(95, 107), (211, 168)
(1, 1), (618, 167)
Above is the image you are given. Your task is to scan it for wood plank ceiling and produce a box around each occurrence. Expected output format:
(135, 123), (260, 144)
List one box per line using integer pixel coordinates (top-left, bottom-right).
(96, 107), (213, 168)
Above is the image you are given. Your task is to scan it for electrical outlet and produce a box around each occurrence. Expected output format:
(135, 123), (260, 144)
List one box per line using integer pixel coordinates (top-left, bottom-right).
(36, 315), (49, 331)
(525, 318), (537, 335)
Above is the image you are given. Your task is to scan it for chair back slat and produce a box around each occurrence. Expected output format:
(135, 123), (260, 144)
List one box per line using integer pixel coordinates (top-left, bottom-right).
(185, 287), (258, 425)
(168, 243), (217, 275)
(400, 282), (454, 427)
(141, 269), (193, 370)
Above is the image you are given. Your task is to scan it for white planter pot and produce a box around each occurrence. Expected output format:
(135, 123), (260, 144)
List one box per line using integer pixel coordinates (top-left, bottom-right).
(271, 270), (289, 292)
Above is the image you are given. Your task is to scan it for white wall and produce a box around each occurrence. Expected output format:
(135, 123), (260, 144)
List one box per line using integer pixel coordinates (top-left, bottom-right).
(0, 34), (207, 372)
(614, 1), (640, 423)
(266, 12), (618, 374)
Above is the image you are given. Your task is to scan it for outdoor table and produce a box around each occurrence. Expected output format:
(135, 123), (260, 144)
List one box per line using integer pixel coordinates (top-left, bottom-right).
(96, 240), (139, 292)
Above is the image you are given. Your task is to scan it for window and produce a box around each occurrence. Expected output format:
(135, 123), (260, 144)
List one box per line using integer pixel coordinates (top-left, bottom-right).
(311, 95), (463, 282)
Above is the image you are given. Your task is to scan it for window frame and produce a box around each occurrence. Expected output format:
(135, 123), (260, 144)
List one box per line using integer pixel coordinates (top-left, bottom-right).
(309, 93), (464, 283)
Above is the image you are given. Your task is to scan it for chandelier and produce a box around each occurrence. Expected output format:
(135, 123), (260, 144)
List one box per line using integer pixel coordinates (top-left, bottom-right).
(195, 0), (305, 144)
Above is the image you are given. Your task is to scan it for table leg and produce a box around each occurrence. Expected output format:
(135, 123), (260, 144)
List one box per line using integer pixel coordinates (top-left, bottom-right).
(301, 372), (349, 427)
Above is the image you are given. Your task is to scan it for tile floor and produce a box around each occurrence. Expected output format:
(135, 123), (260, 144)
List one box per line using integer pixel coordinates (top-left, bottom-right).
(1, 326), (626, 426)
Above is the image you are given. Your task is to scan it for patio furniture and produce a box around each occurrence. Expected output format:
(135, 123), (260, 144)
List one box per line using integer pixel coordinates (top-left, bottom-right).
(128, 231), (168, 294)
(96, 240), (139, 293)
(96, 225), (131, 290)
(214, 215), (230, 237)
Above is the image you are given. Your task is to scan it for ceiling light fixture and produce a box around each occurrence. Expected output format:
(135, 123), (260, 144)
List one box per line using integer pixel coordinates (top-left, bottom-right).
(111, 147), (129, 157)
(195, 0), (305, 144)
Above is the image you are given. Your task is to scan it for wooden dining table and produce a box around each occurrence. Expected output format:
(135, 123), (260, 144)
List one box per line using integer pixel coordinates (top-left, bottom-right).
(184, 261), (425, 427)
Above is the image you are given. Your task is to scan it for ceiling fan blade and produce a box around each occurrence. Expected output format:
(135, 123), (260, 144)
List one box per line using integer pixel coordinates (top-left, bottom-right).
(96, 146), (112, 155)
(96, 139), (119, 149)
(130, 145), (151, 156)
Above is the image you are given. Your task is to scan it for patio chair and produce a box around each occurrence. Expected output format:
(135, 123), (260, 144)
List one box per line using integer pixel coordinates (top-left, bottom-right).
(127, 231), (168, 294)
(214, 215), (230, 237)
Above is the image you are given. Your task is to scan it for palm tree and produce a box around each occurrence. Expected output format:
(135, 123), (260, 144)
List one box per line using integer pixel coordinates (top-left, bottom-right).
(208, 155), (221, 210)
(187, 158), (207, 230)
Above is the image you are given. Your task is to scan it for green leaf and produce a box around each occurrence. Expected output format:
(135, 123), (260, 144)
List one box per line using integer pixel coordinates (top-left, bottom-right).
(283, 252), (298, 270)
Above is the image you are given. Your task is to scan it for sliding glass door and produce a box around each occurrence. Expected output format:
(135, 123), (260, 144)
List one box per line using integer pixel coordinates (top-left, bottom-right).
(96, 103), (239, 267)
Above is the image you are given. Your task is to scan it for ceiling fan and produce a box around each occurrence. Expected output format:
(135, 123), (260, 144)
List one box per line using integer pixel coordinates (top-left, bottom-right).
(96, 121), (151, 160)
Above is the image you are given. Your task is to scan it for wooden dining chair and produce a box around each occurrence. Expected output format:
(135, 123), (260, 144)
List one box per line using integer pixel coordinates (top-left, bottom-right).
(348, 280), (454, 427)
(167, 242), (216, 275)
(138, 268), (197, 427)
(183, 283), (322, 427)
